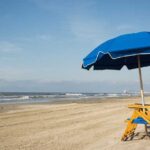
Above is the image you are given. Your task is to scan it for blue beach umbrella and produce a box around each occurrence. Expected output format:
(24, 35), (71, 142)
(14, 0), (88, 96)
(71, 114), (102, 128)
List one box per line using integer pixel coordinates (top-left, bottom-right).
(82, 32), (150, 106)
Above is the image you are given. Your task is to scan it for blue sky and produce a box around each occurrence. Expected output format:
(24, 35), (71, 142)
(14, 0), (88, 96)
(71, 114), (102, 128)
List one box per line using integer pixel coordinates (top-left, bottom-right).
(0, 0), (150, 92)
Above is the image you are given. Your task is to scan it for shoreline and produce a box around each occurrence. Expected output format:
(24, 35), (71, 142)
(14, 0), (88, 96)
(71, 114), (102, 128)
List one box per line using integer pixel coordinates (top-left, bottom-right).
(0, 96), (141, 113)
(0, 95), (141, 104)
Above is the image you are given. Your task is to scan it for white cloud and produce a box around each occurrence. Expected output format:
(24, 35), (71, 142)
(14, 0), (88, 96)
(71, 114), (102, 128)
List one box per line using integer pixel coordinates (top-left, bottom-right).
(30, 0), (72, 13)
(30, 0), (112, 44)
(0, 67), (43, 81)
(117, 24), (133, 31)
(116, 24), (141, 34)
(31, 0), (87, 13)
(15, 34), (53, 43)
(35, 34), (52, 41)
(0, 79), (143, 92)
(0, 41), (22, 53)
(69, 17), (114, 44)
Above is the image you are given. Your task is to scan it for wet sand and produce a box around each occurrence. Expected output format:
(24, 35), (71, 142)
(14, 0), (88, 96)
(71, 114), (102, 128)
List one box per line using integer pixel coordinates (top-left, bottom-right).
(1, 97), (150, 150)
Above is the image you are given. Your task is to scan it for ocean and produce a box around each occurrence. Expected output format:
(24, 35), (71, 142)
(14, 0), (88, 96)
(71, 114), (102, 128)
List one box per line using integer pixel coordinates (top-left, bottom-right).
(0, 92), (140, 104)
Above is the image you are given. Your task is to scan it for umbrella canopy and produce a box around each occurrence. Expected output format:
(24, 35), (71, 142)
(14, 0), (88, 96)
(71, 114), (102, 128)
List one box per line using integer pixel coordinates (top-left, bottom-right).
(82, 31), (150, 107)
(82, 32), (150, 70)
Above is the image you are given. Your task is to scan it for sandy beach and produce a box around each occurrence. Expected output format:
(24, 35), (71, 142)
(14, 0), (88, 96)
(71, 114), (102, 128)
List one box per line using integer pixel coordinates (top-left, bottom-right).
(1, 97), (150, 150)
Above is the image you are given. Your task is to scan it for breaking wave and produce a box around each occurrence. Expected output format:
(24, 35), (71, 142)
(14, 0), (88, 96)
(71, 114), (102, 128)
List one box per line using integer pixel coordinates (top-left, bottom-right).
(0, 92), (140, 104)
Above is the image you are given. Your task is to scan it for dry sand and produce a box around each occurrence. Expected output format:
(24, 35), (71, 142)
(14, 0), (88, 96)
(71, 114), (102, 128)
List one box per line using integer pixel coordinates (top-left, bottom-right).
(1, 97), (150, 150)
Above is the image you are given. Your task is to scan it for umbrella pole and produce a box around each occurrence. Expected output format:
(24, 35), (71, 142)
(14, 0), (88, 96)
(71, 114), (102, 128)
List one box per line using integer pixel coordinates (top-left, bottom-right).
(137, 55), (145, 106)
(137, 55), (148, 135)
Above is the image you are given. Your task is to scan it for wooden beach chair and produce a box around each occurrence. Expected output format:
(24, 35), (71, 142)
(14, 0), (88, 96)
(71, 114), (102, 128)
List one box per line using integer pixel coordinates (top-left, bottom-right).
(121, 103), (150, 141)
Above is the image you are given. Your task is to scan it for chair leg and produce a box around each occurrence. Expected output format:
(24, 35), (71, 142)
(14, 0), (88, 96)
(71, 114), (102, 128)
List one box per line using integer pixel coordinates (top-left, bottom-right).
(121, 122), (137, 141)
(136, 110), (150, 136)
(121, 111), (138, 141)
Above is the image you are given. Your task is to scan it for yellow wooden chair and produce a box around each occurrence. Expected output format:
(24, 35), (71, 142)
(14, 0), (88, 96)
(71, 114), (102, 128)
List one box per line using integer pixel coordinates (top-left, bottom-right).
(121, 103), (150, 141)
